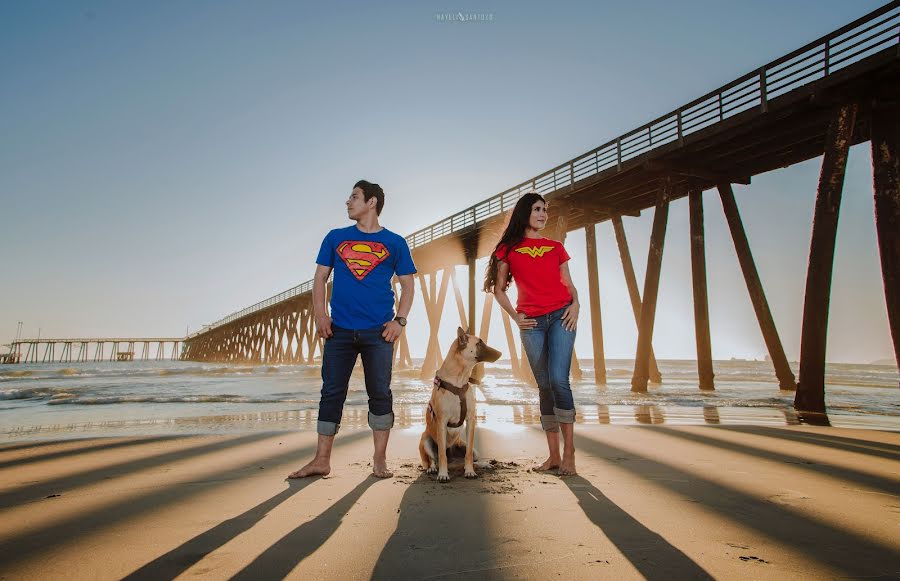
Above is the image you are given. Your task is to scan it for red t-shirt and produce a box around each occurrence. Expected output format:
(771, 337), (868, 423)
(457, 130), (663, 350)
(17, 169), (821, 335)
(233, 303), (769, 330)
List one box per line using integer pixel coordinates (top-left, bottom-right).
(496, 237), (572, 317)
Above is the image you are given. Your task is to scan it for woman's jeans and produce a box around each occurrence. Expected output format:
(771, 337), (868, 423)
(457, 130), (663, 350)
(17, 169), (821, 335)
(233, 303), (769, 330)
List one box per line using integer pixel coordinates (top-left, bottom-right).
(316, 325), (394, 436)
(520, 306), (577, 432)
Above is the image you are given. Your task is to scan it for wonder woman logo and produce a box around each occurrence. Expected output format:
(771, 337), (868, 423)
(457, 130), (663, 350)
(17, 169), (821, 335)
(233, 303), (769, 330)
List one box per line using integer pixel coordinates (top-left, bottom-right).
(337, 241), (391, 280)
(514, 245), (555, 258)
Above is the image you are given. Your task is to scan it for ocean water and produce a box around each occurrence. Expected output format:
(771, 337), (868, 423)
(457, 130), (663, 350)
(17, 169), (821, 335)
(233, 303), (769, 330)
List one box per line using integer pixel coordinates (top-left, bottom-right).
(1, 359), (897, 440)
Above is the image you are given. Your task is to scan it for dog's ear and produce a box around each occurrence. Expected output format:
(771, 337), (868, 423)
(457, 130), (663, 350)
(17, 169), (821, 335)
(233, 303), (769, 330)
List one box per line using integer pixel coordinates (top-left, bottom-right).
(457, 326), (468, 348)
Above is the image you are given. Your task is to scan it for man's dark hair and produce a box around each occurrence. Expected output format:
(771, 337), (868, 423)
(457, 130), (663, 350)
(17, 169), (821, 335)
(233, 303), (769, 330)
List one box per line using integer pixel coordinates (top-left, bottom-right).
(354, 180), (385, 215)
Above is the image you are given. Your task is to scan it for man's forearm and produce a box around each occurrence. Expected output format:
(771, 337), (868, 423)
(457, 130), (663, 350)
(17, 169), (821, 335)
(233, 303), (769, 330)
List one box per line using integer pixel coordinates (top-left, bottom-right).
(313, 276), (329, 318)
(396, 279), (414, 318)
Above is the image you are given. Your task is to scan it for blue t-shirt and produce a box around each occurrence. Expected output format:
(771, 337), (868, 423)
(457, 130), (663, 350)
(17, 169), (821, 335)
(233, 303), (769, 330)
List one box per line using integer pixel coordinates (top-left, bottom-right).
(316, 225), (417, 330)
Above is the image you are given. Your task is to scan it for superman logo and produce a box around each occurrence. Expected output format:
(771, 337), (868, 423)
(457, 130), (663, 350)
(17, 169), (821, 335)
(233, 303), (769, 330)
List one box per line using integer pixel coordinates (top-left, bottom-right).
(337, 241), (391, 280)
(515, 245), (555, 258)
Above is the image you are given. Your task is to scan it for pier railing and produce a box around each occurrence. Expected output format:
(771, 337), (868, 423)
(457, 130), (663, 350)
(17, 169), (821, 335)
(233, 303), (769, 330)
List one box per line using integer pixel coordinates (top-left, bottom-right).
(189, 1), (900, 339)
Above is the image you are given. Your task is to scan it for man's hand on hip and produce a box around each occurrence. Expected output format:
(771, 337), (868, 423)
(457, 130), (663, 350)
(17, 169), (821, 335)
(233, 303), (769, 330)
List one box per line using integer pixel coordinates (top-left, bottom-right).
(316, 315), (333, 339)
(382, 320), (403, 343)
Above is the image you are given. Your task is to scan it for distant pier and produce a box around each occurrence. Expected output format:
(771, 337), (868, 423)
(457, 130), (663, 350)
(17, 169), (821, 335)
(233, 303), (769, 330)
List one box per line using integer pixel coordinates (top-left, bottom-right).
(3, 338), (184, 364)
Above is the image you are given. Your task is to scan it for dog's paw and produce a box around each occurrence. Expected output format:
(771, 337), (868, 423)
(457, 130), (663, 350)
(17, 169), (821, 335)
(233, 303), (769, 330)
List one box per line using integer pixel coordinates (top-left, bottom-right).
(464, 469), (477, 479)
(425, 465), (437, 474)
(437, 472), (450, 482)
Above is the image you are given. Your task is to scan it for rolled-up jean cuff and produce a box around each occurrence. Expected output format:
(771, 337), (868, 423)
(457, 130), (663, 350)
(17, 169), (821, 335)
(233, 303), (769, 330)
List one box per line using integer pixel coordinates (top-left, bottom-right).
(368, 411), (394, 431)
(540, 414), (560, 432)
(554, 406), (576, 424)
(317, 420), (340, 436)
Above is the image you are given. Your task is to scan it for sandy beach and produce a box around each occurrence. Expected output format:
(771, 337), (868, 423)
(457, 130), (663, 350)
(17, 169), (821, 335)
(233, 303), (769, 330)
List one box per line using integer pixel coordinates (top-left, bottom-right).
(1, 423), (898, 580)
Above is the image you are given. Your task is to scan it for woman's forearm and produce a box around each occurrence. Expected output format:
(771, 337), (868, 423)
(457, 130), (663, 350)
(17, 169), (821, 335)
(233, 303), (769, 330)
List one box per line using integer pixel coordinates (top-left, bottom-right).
(568, 284), (579, 306)
(493, 289), (518, 318)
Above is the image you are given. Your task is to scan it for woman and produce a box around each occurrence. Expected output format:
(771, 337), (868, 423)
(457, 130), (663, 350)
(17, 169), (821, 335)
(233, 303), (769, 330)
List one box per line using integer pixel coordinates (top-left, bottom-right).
(484, 192), (579, 475)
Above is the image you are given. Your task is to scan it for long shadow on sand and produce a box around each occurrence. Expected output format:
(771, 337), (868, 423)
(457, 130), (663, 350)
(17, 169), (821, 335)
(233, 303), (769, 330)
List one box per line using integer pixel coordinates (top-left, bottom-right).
(562, 475), (713, 579)
(0, 439), (73, 454)
(577, 432), (899, 578)
(370, 469), (495, 580)
(123, 477), (320, 580)
(0, 436), (164, 457)
(717, 425), (900, 460)
(649, 426), (900, 495)
(0, 435), (186, 470)
(231, 476), (378, 580)
(0, 432), (277, 508)
(0, 431), (369, 570)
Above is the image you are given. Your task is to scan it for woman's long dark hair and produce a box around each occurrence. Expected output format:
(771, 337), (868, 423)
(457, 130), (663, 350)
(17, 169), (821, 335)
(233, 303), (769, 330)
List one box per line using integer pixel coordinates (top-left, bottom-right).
(483, 192), (546, 293)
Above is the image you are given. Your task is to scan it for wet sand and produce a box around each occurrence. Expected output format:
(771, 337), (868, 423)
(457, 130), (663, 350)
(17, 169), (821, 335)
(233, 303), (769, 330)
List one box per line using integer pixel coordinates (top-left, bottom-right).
(1, 424), (898, 579)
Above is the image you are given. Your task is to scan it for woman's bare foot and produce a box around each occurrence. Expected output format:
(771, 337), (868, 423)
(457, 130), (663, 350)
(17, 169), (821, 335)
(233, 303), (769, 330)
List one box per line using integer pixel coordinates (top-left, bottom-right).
(558, 423), (576, 475)
(558, 454), (576, 476)
(534, 456), (561, 472)
(372, 457), (393, 478)
(288, 457), (330, 479)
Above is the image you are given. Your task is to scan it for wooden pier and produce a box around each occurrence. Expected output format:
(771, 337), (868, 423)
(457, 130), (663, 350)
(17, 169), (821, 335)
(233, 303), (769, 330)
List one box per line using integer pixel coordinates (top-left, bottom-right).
(183, 3), (900, 412)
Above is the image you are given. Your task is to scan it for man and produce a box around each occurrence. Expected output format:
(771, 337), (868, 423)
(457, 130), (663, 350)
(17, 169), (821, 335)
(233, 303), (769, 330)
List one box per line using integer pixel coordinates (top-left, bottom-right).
(289, 180), (416, 479)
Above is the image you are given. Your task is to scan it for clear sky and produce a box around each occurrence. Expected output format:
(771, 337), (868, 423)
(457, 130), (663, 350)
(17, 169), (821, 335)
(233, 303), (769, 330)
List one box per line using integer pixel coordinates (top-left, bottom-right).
(1, 0), (894, 364)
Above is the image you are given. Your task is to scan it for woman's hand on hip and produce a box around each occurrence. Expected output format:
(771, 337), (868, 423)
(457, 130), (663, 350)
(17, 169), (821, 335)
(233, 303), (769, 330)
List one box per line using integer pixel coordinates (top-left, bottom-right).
(514, 312), (537, 330)
(561, 303), (579, 331)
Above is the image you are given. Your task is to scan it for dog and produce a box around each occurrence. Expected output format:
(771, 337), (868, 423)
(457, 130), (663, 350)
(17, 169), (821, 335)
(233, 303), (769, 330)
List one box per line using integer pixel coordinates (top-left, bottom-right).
(419, 327), (502, 482)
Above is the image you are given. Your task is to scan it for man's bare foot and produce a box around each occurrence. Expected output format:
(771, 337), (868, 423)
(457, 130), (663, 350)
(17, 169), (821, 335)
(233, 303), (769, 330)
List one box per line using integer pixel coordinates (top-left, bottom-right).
(372, 458), (393, 478)
(534, 457), (561, 472)
(558, 455), (576, 476)
(288, 457), (330, 479)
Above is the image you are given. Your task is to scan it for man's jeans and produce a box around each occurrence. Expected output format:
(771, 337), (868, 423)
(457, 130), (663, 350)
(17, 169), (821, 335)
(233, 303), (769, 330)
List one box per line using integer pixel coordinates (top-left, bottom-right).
(317, 324), (394, 436)
(520, 305), (577, 432)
